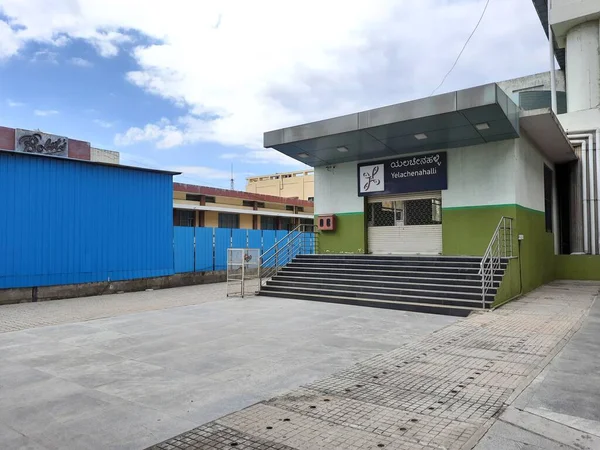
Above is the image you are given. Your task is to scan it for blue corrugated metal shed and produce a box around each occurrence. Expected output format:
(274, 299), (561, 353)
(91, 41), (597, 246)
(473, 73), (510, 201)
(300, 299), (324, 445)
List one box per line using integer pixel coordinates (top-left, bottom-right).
(0, 150), (178, 288)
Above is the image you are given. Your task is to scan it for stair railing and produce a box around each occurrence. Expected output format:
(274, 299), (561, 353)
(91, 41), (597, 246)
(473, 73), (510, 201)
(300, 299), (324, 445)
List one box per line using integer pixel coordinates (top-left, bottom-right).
(259, 224), (317, 290)
(479, 216), (513, 309)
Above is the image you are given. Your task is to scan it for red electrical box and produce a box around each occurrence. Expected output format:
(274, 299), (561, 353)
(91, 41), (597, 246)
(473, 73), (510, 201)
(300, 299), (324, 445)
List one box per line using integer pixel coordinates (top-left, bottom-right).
(317, 214), (336, 231)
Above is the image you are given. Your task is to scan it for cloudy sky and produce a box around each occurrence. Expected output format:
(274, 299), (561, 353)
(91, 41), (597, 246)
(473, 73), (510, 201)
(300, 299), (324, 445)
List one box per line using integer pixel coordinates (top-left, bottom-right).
(0, 0), (550, 188)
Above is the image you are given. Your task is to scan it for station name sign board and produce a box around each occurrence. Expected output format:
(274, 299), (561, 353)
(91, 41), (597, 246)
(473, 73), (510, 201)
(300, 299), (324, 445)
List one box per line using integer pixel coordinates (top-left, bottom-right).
(357, 152), (447, 196)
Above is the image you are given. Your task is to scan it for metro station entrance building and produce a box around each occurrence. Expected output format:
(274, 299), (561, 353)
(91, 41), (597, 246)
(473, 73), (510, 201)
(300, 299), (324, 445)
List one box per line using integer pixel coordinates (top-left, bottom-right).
(263, 0), (600, 300)
(265, 83), (575, 295)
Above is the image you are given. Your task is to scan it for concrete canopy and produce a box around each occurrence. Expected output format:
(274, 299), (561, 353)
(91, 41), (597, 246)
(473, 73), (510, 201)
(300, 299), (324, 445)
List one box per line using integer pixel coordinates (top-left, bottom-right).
(520, 108), (577, 163)
(264, 84), (520, 167)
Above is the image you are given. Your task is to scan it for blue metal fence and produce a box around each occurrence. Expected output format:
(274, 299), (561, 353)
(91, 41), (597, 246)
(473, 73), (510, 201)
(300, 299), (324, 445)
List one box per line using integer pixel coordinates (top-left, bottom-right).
(173, 227), (309, 274)
(0, 151), (175, 289)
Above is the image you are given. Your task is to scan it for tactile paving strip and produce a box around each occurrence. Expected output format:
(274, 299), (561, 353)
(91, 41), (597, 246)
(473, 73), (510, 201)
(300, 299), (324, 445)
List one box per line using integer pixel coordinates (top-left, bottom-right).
(266, 389), (478, 450)
(217, 404), (435, 450)
(304, 377), (501, 424)
(149, 422), (296, 450)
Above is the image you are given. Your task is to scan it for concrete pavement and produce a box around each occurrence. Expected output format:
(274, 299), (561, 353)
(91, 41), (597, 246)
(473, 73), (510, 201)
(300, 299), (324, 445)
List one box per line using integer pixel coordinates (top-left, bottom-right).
(0, 283), (456, 450)
(149, 281), (599, 450)
(474, 281), (600, 450)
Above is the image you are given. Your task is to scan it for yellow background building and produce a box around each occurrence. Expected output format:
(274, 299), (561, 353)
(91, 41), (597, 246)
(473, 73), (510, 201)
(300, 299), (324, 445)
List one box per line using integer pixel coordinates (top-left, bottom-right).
(246, 170), (314, 201)
(173, 183), (314, 230)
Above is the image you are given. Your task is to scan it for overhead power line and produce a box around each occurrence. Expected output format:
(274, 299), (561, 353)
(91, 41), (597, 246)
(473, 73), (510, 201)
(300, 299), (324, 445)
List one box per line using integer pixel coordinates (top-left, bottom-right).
(429, 0), (492, 96)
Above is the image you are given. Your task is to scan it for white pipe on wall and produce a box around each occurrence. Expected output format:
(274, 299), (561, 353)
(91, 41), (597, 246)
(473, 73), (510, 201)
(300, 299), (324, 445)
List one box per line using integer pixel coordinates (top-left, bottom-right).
(570, 139), (589, 254)
(569, 131), (600, 254)
(548, 0), (557, 114)
(596, 129), (600, 254)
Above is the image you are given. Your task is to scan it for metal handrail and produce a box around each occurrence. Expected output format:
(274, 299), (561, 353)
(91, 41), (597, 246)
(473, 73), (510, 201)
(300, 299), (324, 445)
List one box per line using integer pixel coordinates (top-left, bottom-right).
(479, 216), (513, 309)
(261, 226), (306, 267)
(259, 224), (317, 289)
(261, 224), (303, 261)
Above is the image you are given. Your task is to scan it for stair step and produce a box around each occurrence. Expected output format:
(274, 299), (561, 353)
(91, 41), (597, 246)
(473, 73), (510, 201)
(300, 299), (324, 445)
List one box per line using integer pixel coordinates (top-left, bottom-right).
(277, 269), (503, 283)
(287, 261), (499, 272)
(280, 266), (504, 278)
(260, 285), (493, 308)
(295, 254), (488, 263)
(290, 259), (491, 269)
(259, 290), (476, 317)
(285, 263), (500, 274)
(268, 278), (497, 296)
(274, 274), (499, 289)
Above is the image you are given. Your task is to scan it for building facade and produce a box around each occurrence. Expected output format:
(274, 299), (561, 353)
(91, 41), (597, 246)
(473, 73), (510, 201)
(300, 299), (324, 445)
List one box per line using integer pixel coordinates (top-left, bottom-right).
(262, 0), (600, 299)
(173, 183), (314, 230)
(246, 170), (314, 201)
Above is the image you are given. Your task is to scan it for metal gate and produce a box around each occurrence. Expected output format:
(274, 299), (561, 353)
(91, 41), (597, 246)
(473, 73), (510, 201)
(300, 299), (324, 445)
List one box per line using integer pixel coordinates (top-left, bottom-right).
(367, 192), (443, 254)
(226, 248), (260, 297)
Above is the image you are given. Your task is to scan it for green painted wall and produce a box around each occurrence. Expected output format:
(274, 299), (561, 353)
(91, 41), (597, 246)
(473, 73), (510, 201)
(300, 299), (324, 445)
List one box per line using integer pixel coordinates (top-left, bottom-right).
(555, 255), (600, 280)
(442, 205), (518, 256)
(493, 258), (521, 306)
(515, 206), (555, 291)
(443, 204), (555, 297)
(317, 213), (366, 254)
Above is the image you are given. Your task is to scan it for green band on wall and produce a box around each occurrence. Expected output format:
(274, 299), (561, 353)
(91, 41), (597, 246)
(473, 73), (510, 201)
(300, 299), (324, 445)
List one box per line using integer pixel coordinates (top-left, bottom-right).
(442, 204), (544, 215)
(314, 211), (364, 217)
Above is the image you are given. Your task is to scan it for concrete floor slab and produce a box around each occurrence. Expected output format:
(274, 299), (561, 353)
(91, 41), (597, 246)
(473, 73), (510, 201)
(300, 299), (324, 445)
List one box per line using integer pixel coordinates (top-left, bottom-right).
(0, 283), (456, 449)
(147, 281), (598, 450)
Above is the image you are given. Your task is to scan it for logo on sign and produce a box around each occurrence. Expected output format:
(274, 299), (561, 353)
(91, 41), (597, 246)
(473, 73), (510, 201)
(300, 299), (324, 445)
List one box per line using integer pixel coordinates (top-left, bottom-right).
(357, 152), (447, 196)
(360, 164), (385, 193)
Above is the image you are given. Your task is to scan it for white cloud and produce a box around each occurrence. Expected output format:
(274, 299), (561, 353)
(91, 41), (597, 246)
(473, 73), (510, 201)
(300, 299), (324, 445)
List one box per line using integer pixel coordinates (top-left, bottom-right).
(7, 99), (25, 107)
(221, 149), (307, 167)
(69, 57), (93, 67)
(0, 0), (550, 154)
(34, 109), (59, 116)
(30, 49), (58, 64)
(114, 118), (184, 148)
(172, 165), (233, 181)
(93, 119), (114, 128)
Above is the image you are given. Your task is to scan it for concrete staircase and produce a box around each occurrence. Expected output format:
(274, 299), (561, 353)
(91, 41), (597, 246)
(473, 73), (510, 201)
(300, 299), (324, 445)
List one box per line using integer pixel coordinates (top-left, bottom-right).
(259, 254), (507, 317)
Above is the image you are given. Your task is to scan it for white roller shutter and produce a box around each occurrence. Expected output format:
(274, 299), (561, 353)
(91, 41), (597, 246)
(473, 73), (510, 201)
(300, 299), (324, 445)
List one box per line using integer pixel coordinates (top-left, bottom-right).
(368, 192), (442, 255)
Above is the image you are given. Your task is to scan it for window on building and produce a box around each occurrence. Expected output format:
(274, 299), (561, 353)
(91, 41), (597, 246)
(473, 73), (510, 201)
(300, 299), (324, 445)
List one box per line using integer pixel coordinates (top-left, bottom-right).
(280, 217), (294, 231)
(544, 165), (553, 232)
(296, 206), (304, 212)
(174, 209), (195, 227)
(186, 194), (202, 202)
(242, 200), (255, 207)
(308, 197), (314, 202)
(218, 213), (239, 229)
(285, 205), (294, 211)
(256, 202), (265, 208)
(405, 199), (442, 225)
(300, 218), (314, 227)
(205, 196), (216, 203)
(367, 198), (442, 227)
(261, 216), (277, 230)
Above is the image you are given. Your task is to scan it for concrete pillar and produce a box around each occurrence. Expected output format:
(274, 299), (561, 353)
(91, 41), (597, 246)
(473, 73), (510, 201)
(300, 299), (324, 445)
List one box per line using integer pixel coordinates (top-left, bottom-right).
(566, 20), (600, 112)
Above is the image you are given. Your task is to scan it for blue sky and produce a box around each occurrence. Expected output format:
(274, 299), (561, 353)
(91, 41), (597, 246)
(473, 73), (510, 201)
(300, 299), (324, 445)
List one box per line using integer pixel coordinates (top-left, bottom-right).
(0, 37), (269, 188)
(0, 0), (551, 189)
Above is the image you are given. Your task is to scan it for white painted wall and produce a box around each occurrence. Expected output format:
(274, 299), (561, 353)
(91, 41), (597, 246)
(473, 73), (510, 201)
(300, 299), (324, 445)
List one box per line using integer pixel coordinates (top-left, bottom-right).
(442, 140), (518, 208)
(314, 163), (364, 214)
(565, 20), (600, 112)
(91, 147), (120, 164)
(515, 133), (553, 212)
(558, 109), (600, 132)
(515, 132), (559, 253)
(315, 135), (558, 215)
(497, 71), (566, 105)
